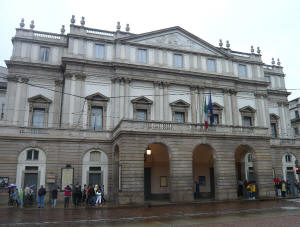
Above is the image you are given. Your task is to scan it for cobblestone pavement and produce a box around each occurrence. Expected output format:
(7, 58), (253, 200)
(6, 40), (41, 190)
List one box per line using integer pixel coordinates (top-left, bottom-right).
(1, 199), (300, 226)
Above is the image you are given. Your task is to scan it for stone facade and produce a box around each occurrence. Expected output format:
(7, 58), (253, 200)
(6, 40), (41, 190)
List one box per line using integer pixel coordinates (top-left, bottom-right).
(0, 17), (299, 204)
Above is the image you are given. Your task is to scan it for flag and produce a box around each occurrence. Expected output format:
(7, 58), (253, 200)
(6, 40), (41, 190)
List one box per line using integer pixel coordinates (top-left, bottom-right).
(208, 93), (214, 126)
(204, 96), (208, 129)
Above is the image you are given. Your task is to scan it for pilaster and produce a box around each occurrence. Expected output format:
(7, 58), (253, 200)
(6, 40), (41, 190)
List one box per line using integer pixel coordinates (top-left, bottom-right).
(190, 86), (197, 123)
(229, 89), (239, 126)
(198, 87), (204, 123)
(163, 82), (169, 121)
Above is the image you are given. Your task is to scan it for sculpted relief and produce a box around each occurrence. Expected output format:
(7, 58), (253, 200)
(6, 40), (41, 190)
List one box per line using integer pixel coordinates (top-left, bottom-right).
(137, 33), (216, 54)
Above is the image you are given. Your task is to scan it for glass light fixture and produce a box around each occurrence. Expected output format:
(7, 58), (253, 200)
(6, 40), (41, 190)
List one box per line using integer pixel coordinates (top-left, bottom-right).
(146, 146), (151, 155)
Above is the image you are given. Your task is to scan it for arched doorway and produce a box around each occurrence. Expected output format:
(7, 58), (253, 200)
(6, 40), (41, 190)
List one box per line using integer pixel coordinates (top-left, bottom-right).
(282, 153), (298, 196)
(235, 145), (255, 198)
(144, 143), (170, 201)
(193, 144), (215, 199)
(82, 150), (108, 196)
(16, 148), (46, 199)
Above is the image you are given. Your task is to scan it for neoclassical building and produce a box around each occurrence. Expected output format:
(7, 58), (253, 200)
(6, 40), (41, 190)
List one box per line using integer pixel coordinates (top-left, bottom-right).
(1, 16), (300, 204)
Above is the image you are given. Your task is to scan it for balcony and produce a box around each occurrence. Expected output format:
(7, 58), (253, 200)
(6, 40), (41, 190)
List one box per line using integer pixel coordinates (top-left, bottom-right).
(112, 120), (269, 138)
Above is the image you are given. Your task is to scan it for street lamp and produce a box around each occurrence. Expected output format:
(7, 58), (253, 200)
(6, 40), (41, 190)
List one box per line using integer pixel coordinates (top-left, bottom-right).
(146, 146), (151, 155)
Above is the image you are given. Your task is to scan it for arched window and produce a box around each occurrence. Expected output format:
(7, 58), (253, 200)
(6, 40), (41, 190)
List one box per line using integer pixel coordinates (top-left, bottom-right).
(285, 154), (291, 163)
(90, 151), (101, 162)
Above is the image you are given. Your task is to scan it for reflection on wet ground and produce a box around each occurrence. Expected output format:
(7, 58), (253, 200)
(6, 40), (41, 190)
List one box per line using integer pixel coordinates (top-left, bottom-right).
(1, 200), (300, 226)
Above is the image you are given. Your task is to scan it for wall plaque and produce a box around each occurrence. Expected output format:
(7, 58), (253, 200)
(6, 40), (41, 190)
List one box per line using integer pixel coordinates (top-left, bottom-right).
(61, 168), (73, 189)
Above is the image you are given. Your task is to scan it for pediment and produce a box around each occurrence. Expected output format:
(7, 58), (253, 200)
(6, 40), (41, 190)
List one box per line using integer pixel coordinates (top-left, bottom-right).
(270, 113), (280, 120)
(85, 92), (109, 101)
(131, 96), (153, 104)
(170, 99), (190, 107)
(239, 106), (256, 113)
(28, 94), (52, 103)
(121, 27), (227, 56)
(212, 102), (223, 110)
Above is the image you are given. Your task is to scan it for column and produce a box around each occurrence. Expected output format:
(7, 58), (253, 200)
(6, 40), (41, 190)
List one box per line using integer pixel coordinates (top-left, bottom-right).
(114, 78), (121, 123)
(255, 93), (263, 127)
(190, 86), (196, 123)
(73, 74), (86, 128)
(198, 87), (204, 123)
(61, 73), (72, 128)
(278, 101), (287, 137)
(68, 75), (76, 127)
(159, 82), (164, 120)
(124, 78), (131, 119)
(263, 94), (270, 129)
(18, 77), (28, 126)
(163, 82), (169, 121)
(13, 77), (22, 126)
(223, 89), (231, 125)
(6, 77), (18, 124)
(230, 89), (239, 126)
(53, 79), (63, 128)
(153, 81), (160, 120)
(119, 78), (125, 120)
(110, 78), (116, 126)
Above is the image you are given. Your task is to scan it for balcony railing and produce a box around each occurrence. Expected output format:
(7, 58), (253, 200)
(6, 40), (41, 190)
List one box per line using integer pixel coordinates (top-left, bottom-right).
(112, 120), (269, 137)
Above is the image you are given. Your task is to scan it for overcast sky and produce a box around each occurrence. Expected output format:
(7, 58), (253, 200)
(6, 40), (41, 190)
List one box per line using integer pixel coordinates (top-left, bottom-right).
(1, 0), (299, 100)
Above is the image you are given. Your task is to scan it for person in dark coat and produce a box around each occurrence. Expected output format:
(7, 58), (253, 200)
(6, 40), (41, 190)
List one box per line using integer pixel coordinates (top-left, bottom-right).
(37, 185), (46, 208)
(51, 187), (58, 208)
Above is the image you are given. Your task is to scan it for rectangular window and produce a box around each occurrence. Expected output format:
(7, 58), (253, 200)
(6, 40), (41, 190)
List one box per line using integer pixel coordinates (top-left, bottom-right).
(174, 112), (185, 123)
(136, 109), (147, 121)
(33, 150), (39, 160)
(295, 127), (299, 136)
(213, 114), (219, 124)
(174, 54), (183, 68)
(238, 64), (247, 77)
(95, 44), (105, 59)
(90, 106), (103, 130)
(264, 76), (271, 83)
(243, 116), (252, 127)
(32, 108), (45, 127)
(271, 123), (277, 138)
(207, 59), (216, 72)
(90, 151), (101, 162)
(40, 47), (49, 62)
(295, 110), (299, 119)
(26, 150), (32, 160)
(137, 49), (147, 63)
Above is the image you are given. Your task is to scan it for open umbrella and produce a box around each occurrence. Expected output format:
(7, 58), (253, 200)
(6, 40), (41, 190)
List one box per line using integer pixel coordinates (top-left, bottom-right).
(5, 184), (17, 189)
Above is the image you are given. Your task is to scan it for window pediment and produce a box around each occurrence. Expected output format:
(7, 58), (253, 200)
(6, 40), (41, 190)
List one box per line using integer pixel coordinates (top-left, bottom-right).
(239, 106), (256, 113)
(212, 102), (223, 110)
(131, 96), (153, 105)
(170, 99), (190, 108)
(28, 95), (52, 104)
(85, 92), (109, 102)
(270, 113), (280, 120)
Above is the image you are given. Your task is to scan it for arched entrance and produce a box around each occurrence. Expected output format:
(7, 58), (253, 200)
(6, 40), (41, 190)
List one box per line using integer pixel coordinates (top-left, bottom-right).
(193, 144), (215, 199)
(82, 150), (108, 196)
(282, 153), (298, 196)
(235, 145), (255, 198)
(144, 143), (170, 201)
(16, 148), (46, 199)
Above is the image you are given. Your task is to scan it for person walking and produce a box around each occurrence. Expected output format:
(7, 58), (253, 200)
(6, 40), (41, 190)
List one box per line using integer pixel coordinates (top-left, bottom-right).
(251, 183), (256, 200)
(18, 188), (23, 208)
(101, 185), (106, 204)
(64, 185), (71, 208)
(95, 188), (102, 207)
(14, 188), (19, 207)
(246, 184), (252, 199)
(51, 187), (58, 208)
(281, 181), (287, 197)
(37, 185), (46, 208)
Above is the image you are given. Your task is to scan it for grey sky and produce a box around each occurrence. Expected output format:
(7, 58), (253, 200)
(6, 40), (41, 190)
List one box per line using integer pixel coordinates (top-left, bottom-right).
(1, 0), (299, 100)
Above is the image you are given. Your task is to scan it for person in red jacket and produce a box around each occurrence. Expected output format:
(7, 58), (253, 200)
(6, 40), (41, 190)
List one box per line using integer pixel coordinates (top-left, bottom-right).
(64, 185), (71, 208)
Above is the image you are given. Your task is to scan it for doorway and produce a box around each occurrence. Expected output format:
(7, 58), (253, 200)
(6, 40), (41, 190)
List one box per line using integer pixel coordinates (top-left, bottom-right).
(144, 168), (151, 200)
(24, 173), (38, 200)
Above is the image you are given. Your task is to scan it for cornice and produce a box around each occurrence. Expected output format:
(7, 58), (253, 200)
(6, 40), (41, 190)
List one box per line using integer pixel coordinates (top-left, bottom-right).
(12, 37), (67, 47)
(5, 60), (62, 72)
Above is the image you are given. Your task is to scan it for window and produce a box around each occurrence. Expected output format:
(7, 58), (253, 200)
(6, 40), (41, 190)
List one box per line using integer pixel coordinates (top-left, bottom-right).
(247, 154), (252, 162)
(136, 109), (147, 121)
(264, 76), (271, 83)
(89, 167), (101, 171)
(90, 151), (101, 162)
(207, 59), (216, 72)
(295, 110), (299, 119)
(271, 123), (277, 138)
(238, 64), (247, 77)
(243, 116), (252, 127)
(285, 154), (291, 162)
(174, 112), (185, 123)
(295, 127), (299, 136)
(0, 103), (4, 120)
(137, 49), (147, 63)
(90, 106), (103, 130)
(174, 54), (183, 68)
(40, 47), (49, 62)
(32, 108), (45, 128)
(95, 44), (105, 59)
(26, 149), (39, 161)
(213, 114), (219, 124)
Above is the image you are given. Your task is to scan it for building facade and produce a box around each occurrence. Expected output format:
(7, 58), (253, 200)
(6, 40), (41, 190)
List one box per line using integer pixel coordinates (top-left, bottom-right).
(289, 98), (300, 138)
(1, 16), (300, 204)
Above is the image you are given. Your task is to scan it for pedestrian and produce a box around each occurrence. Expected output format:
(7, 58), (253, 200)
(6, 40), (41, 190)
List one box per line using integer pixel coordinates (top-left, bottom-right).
(51, 187), (58, 208)
(238, 180), (243, 198)
(95, 188), (102, 207)
(281, 181), (286, 197)
(286, 180), (291, 196)
(74, 184), (81, 207)
(14, 188), (19, 207)
(101, 184), (106, 204)
(247, 184), (252, 199)
(251, 183), (256, 199)
(37, 185), (46, 208)
(89, 185), (96, 206)
(18, 187), (23, 208)
(82, 184), (87, 204)
(64, 185), (71, 208)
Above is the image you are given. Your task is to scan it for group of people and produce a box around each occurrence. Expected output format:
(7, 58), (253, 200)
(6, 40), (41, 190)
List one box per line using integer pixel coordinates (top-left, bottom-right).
(237, 180), (256, 199)
(7, 187), (23, 207)
(63, 184), (106, 208)
(274, 178), (300, 197)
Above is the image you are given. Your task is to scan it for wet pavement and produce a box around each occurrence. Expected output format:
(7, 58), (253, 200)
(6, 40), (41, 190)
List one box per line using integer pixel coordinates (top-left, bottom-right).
(1, 199), (300, 226)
